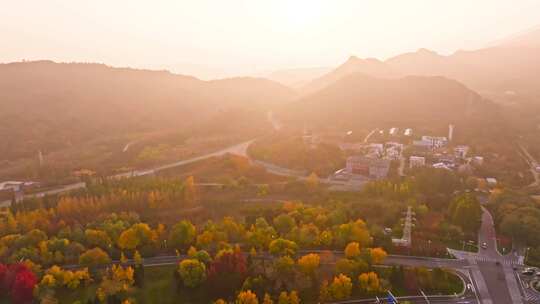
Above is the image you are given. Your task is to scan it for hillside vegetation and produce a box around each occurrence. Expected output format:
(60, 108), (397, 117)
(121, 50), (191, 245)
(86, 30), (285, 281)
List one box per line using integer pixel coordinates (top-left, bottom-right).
(0, 61), (295, 162)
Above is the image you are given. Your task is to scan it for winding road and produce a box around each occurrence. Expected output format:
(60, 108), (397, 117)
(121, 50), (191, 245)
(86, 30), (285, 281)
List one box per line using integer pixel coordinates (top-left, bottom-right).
(2, 139), (255, 205)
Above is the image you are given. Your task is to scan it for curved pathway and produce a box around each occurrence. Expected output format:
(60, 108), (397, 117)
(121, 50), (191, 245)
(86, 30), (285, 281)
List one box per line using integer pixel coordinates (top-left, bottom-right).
(9, 139), (256, 204)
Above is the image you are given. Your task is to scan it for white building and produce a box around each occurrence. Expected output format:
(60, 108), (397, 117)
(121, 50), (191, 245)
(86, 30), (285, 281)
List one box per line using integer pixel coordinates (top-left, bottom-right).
(433, 162), (453, 170)
(409, 156), (426, 169)
(367, 143), (384, 157)
(486, 178), (498, 187)
(385, 142), (403, 160)
(454, 145), (470, 159)
(413, 140), (433, 149)
(385, 147), (401, 160)
(421, 136), (448, 147)
(404, 128), (413, 136)
(413, 135), (448, 150)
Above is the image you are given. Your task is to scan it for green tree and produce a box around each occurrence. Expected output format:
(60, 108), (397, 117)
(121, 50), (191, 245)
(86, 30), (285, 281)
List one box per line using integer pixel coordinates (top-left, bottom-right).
(328, 274), (352, 300)
(169, 220), (196, 250)
(448, 194), (482, 232)
(268, 238), (298, 256)
(247, 218), (276, 250)
(273, 256), (295, 279)
(273, 214), (296, 235)
(333, 220), (371, 248)
(117, 223), (155, 250)
(178, 259), (207, 288)
(85, 229), (112, 249)
(79, 247), (111, 267)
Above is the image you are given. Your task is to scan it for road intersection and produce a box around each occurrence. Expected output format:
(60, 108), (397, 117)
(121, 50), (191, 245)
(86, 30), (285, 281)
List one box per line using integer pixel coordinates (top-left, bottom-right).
(446, 207), (537, 304)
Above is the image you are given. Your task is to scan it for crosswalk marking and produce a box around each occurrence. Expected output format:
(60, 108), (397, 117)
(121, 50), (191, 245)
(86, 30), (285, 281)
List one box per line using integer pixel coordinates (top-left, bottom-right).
(471, 257), (524, 265)
(523, 289), (540, 303)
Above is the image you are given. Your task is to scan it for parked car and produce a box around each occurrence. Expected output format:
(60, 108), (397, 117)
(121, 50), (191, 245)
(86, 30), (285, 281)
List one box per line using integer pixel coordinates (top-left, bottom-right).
(522, 267), (536, 275)
(481, 242), (488, 249)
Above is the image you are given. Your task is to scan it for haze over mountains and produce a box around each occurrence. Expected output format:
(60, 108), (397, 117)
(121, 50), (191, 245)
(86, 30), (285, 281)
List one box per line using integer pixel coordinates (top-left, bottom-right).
(282, 74), (498, 132)
(1, 25), (538, 167)
(0, 61), (294, 161)
(301, 26), (540, 103)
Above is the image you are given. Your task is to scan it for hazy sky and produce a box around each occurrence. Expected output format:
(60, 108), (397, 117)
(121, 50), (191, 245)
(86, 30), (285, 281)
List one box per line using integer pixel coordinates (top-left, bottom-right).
(1, 0), (539, 77)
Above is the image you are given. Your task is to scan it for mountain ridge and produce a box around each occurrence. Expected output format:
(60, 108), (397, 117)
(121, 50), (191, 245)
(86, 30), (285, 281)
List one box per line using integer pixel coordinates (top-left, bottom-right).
(301, 25), (540, 101)
(0, 60), (296, 161)
(282, 73), (499, 134)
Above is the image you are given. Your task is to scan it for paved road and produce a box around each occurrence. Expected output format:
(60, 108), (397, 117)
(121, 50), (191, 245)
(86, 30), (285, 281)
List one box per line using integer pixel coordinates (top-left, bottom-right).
(122, 139), (142, 153)
(517, 144), (540, 187)
(363, 128), (379, 143)
(3, 139), (256, 205)
(114, 139), (254, 178)
(448, 208), (528, 304)
(64, 250), (477, 303)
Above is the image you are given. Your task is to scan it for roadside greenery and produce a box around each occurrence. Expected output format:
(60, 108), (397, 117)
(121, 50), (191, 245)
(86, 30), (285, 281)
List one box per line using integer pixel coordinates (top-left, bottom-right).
(0, 165), (472, 302)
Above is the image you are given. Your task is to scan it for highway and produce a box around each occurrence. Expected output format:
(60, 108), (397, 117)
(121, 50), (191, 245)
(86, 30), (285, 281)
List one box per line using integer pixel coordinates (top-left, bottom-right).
(2, 139), (256, 205)
(112, 139), (254, 178)
(447, 208), (534, 303)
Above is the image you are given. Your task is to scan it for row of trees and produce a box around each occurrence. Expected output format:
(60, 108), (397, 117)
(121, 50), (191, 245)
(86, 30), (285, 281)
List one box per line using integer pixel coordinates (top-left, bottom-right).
(488, 190), (540, 265)
(1, 197), (378, 270)
(173, 240), (389, 303)
(173, 241), (458, 303)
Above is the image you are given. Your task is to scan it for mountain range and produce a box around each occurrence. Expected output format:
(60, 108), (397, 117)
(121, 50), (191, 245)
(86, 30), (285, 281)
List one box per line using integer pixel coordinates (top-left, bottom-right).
(1, 25), (538, 168)
(281, 73), (498, 133)
(301, 26), (540, 103)
(0, 61), (295, 161)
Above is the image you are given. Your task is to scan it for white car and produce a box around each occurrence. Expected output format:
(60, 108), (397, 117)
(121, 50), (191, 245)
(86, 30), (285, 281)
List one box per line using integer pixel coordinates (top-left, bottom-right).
(522, 267), (536, 275)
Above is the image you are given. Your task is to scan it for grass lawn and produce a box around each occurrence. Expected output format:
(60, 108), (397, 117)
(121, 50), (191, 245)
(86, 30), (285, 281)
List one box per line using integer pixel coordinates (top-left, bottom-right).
(54, 265), (184, 304)
(132, 265), (185, 304)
